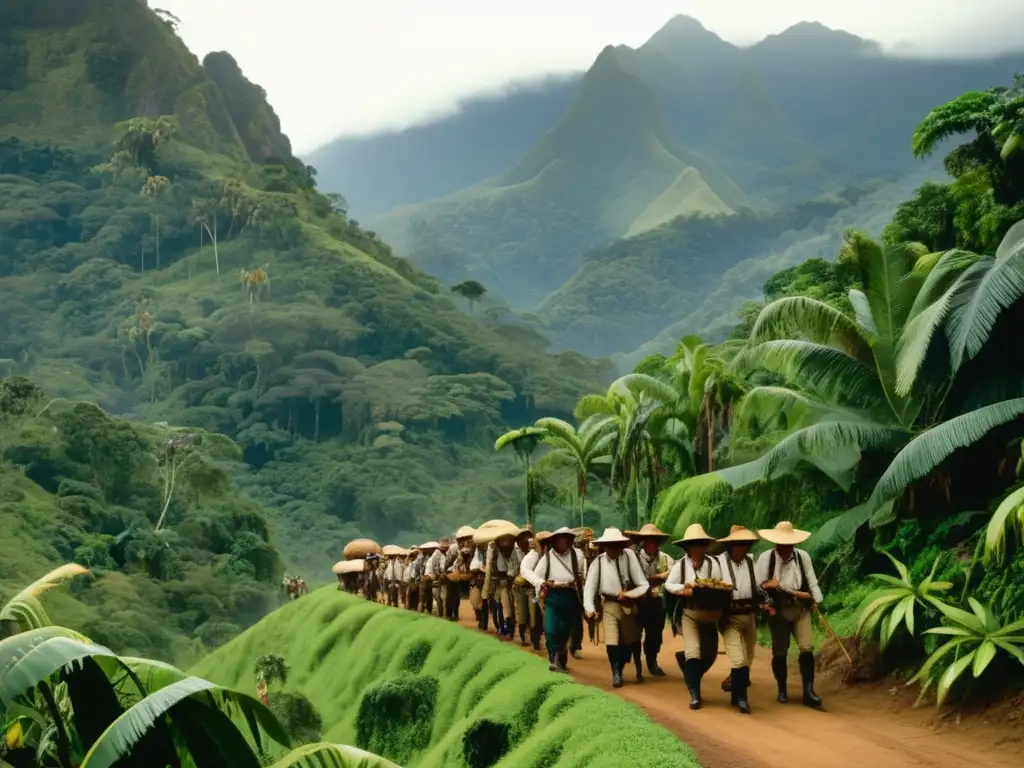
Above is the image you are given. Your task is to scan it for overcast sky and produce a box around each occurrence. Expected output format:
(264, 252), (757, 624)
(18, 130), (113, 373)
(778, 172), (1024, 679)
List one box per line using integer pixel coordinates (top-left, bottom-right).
(157, 1), (1024, 153)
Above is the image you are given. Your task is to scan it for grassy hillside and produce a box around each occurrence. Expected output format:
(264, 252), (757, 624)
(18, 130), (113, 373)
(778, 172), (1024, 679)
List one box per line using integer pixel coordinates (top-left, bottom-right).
(0, 0), (614, 585)
(371, 47), (744, 307)
(0, 377), (283, 666)
(193, 589), (700, 768)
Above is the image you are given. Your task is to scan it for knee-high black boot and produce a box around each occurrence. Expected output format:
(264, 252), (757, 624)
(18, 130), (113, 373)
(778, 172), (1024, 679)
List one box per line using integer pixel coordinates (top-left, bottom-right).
(607, 645), (623, 688)
(799, 651), (823, 709)
(684, 658), (703, 710)
(632, 642), (643, 682)
(771, 655), (789, 704)
(731, 667), (751, 714)
(674, 650), (686, 675)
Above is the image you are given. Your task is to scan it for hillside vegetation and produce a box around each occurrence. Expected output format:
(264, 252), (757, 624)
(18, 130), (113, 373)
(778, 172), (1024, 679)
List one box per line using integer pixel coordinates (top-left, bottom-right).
(0, 377), (283, 666)
(193, 589), (700, 768)
(0, 0), (613, 590)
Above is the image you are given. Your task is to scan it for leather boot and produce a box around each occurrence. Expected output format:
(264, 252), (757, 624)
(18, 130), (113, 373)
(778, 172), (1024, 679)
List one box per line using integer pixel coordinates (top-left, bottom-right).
(733, 667), (751, 714)
(633, 643), (643, 682)
(721, 673), (732, 692)
(799, 651), (823, 709)
(674, 650), (686, 675)
(607, 646), (623, 688)
(684, 658), (703, 710)
(519, 624), (528, 646)
(771, 655), (788, 704)
(647, 656), (665, 677)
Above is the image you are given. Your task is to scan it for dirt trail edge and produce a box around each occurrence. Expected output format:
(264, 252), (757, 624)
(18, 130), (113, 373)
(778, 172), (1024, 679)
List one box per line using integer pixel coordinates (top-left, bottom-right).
(453, 604), (1021, 768)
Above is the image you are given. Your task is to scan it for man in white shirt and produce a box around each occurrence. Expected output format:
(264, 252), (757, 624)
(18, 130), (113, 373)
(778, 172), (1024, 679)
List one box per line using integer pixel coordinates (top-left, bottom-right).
(755, 521), (824, 709)
(627, 524), (675, 680)
(405, 547), (422, 611)
(418, 542), (441, 615)
(446, 526), (476, 621)
(428, 538), (452, 618)
(665, 523), (723, 710)
(518, 531), (547, 651)
(511, 528), (537, 647)
(484, 527), (520, 641)
(383, 553), (405, 607)
(469, 541), (489, 630)
(527, 528), (585, 672)
(716, 525), (764, 715)
(583, 528), (650, 688)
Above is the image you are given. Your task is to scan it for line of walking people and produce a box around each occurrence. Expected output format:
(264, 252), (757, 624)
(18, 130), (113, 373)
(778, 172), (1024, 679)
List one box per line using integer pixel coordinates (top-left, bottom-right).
(357, 517), (826, 716)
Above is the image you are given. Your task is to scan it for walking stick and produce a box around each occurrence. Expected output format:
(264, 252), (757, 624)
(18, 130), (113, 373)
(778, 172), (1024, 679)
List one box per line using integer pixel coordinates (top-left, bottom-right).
(816, 608), (854, 672)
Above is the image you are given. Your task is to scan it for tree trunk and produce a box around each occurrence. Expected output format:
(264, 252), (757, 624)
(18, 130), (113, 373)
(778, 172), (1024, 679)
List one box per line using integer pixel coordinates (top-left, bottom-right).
(155, 456), (177, 531)
(155, 212), (160, 269)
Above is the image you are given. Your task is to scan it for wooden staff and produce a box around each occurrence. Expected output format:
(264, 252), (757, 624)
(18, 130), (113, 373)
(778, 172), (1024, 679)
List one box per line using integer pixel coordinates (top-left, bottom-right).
(816, 609), (854, 668)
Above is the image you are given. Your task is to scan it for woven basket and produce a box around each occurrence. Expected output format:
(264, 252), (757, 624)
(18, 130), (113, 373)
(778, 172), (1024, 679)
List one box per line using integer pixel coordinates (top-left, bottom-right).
(344, 539), (382, 559)
(689, 585), (732, 611)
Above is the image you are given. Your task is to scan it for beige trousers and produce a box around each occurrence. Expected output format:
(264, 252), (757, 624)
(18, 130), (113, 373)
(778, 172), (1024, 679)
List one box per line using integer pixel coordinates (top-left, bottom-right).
(494, 581), (513, 617)
(602, 600), (640, 646)
(720, 613), (757, 668)
(682, 608), (723, 658)
(514, 584), (535, 627)
(769, 605), (814, 653)
(469, 583), (484, 610)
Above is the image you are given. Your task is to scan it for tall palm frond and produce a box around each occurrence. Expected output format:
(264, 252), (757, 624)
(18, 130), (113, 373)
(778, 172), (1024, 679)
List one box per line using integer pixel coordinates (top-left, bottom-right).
(984, 486), (1024, 564)
(946, 224), (1024, 371)
(749, 296), (872, 364)
(864, 398), (1024, 513)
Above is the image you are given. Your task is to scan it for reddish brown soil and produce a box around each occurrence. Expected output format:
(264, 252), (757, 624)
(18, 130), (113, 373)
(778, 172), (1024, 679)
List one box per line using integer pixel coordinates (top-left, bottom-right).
(449, 603), (1024, 768)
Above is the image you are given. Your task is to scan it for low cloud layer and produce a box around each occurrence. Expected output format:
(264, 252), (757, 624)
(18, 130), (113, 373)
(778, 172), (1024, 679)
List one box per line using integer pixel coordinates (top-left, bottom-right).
(158, 0), (1024, 152)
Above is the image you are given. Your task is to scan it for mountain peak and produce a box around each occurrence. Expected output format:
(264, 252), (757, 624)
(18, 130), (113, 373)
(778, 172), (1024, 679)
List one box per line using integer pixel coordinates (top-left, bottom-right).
(755, 21), (881, 56)
(642, 14), (734, 57)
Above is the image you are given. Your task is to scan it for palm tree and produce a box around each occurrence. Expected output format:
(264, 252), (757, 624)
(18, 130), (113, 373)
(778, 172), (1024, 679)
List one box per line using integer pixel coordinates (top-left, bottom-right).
(655, 229), (1024, 545)
(494, 426), (546, 527)
(532, 416), (615, 527)
(450, 280), (487, 313)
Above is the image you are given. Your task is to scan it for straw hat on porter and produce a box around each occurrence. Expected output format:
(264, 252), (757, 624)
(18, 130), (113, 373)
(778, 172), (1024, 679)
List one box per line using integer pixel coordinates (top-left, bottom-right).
(419, 541), (440, 551)
(672, 523), (715, 548)
(534, 530), (553, 543)
(626, 523), (670, 540)
(455, 525), (476, 541)
(547, 527), (576, 542)
(593, 527), (631, 545)
(758, 521), (811, 546)
(717, 525), (759, 544)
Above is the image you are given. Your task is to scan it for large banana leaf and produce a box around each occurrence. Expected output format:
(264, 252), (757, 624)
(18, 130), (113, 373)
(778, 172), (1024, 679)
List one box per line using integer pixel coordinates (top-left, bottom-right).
(0, 627), (90, 682)
(80, 676), (290, 768)
(270, 743), (402, 768)
(0, 637), (123, 705)
(115, 657), (187, 697)
(984, 486), (1024, 564)
(865, 398), (1024, 511)
(0, 565), (89, 633)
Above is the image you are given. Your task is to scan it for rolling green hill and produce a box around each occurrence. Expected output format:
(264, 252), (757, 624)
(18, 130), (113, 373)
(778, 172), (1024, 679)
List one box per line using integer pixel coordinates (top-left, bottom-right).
(0, 0), (613, 602)
(192, 589), (701, 767)
(371, 46), (746, 307)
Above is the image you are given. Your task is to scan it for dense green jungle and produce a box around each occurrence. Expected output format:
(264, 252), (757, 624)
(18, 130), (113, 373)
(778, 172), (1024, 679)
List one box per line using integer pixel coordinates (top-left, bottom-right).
(3, 6), (1024, 765)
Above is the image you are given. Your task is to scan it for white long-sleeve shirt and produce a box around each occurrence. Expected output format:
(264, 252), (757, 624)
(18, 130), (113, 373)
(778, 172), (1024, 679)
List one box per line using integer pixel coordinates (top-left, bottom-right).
(525, 548), (586, 590)
(383, 559), (405, 584)
(754, 548), (823, 604)
(405, 555), (424, 583)
(423, 550), (445, 578)
(470, 548), (487, 571)
(583, 550), (649, 614)
(717, 553), (758, 601)
(519, 549), (540, 593)
(664, 555), (722, 595)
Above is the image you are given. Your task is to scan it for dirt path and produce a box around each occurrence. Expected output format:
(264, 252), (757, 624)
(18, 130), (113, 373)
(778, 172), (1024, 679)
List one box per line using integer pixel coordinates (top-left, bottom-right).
(449, 603), (1022, 768)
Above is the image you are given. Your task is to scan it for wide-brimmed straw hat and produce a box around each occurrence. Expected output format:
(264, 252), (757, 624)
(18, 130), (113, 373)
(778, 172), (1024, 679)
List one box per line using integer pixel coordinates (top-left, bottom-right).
(672, 523), (715, 548)
(534, 530), (554, 543)
(473, 520), (520, 546)
(419, 541), (440, 551)
(626, 523), (670, 540)
(594, 527), (631, 545)
(758, 521), (811, 546)
(717, 525), (759, 544)
(455, 525), (476, 540)
(548, 527), (576, 541)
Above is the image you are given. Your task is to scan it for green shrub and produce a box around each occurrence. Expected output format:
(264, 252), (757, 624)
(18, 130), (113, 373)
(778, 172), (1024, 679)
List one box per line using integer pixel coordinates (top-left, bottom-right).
(356, 674), (438, 765)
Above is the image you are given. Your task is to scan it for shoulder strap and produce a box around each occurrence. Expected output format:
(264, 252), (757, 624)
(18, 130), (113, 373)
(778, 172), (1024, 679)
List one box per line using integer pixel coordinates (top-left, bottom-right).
(745, 555), (756, 592)
(724, 555), (736, 589)
(769, 550), (776, 580)
(796, 549), (808, 592)
(544, 552), (551, 581)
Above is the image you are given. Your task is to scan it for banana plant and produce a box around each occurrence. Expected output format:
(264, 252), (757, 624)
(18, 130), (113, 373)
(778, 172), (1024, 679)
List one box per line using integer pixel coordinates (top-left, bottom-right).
(909, 597), (1024, 706)
(856, 551), (953, 651)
